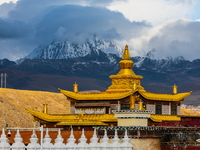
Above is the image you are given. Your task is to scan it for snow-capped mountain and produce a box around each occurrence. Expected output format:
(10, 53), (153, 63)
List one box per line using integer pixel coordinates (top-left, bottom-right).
(25, 35), (122, 60)
(133, 48), (189, 71)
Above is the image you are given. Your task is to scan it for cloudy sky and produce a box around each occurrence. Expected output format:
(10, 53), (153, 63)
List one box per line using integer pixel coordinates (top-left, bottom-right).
(0, 0), (200, 61)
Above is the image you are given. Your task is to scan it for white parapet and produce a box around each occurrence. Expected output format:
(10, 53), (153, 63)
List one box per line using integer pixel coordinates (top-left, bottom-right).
(0, 128), (133, 150)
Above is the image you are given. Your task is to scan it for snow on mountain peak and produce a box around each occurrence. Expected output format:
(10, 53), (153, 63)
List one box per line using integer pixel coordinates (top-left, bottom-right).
(25, 36), (122, 60)
(146, 48), (156, 59)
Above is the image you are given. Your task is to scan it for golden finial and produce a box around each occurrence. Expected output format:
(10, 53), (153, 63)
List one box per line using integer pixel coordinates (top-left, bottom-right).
(73, 82), (78, 93)
(172, 84), (178, 94)
(122, 44), (131, 60)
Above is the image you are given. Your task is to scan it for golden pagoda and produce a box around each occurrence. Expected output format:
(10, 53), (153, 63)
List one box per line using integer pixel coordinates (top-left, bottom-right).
(27, 45), (192, 128)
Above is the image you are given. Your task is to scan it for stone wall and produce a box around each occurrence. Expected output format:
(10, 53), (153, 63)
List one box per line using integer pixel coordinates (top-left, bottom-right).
(130, 138), (161, 150)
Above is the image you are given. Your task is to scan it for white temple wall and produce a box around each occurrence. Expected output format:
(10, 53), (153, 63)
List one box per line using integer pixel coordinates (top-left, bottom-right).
(162, 105), (170, 115)
(146, 104), (155, 114)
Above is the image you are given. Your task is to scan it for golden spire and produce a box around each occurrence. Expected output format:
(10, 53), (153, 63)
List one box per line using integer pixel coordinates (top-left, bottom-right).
(73, 82), (79, 93)
(122, 44), (131, 60)
(106, 44), (144, 92)
(172, 84), (178, 94)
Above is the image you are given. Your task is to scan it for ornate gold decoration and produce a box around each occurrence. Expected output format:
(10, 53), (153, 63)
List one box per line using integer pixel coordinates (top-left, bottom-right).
(138, 100), (145, 110)
(172, 84), (178, 94)
(129, 95), (135, 109)
(133, 81), (137, 90)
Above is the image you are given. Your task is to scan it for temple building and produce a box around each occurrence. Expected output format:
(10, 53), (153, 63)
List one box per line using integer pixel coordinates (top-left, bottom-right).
(27, 45), (192, 129)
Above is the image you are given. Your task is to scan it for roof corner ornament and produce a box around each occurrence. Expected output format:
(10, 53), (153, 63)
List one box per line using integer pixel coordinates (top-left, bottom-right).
(43, 103), (48, 114)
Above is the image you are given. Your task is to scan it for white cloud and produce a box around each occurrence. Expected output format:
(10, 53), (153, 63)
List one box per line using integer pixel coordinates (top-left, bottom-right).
(0, 0), (18, 5)
(124, 18), (200, 60)
(107, 0), (196, 25)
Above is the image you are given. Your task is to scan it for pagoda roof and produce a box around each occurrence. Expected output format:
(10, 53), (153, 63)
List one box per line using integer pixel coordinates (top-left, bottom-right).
(138, 91), (192, 102)
(59, 88), (134, 101)
(59, 88), (191, 102)
(27, 109), (181, 124)
(26, 109), (117, 124)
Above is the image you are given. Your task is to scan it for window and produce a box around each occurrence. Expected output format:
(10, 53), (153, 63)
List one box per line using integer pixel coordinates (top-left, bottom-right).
(171, 105), (177, 115)
(156, 105), (162, 114)
(121, 104), (130, 110)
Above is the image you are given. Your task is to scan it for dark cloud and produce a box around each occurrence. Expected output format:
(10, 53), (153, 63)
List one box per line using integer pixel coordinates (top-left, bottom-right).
(34, 5), (147, 44)
(0, 18), (34, 39)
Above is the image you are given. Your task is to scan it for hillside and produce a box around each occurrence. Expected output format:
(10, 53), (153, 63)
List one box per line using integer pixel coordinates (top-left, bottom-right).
(0, 88), (70, 128)
(180, 108), (200, 116)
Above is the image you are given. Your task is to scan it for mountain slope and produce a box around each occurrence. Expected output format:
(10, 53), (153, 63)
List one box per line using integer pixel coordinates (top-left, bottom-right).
(0, 88), (70, 128)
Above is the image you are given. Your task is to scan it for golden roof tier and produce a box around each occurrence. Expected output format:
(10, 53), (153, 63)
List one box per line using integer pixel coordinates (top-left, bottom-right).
(59, 88), (134, 101)
(26, 109), (181, 125)
(107, 45), (144, 92)
(150, 114), (181, 122)
(139, 91), (192, 102)
(26, 109), (117, 126)
(59, 88), (191, 102)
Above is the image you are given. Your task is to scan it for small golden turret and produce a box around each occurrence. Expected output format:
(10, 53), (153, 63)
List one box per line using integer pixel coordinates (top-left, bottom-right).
(172, 84), (178, 94)
(106, 44), (144, 92)
(129, 95), (135, 109)
(73, 82), (79, 93)
(43, 104), (48, 114)
(118, 45), (135, 75)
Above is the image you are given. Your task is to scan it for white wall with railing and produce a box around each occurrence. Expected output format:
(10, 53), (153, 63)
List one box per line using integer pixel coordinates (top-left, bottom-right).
(0, 128), (133, 150)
